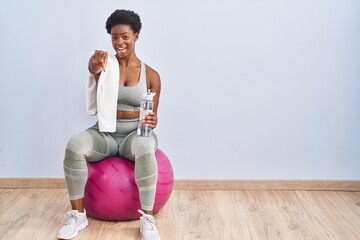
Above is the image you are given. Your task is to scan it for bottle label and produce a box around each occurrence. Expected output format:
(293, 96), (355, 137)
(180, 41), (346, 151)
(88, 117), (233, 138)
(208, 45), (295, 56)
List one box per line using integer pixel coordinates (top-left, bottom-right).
(137, 100), (154, 137)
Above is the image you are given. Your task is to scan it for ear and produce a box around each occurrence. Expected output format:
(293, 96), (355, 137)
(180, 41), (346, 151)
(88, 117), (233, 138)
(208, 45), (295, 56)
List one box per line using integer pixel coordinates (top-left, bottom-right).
(134, 33), (139, 41)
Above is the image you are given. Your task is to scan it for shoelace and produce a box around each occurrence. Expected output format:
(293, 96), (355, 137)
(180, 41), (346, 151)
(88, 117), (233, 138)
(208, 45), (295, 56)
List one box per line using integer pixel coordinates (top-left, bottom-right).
(64, 211), (80, 225)
(142, 216), (157, 231)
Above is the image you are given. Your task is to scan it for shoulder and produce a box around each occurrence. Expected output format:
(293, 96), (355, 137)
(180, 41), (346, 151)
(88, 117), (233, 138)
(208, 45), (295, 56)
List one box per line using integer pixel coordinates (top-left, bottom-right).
(144, 63), (161, 82)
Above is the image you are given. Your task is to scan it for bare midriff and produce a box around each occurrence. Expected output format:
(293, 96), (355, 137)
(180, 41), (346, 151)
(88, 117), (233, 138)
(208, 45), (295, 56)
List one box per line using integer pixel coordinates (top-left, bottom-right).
(117, 110), (140, 119)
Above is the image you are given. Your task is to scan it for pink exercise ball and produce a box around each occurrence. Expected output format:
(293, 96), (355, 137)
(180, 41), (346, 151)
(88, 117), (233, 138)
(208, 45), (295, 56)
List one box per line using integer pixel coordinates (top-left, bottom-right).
(84, 149), (174, 221)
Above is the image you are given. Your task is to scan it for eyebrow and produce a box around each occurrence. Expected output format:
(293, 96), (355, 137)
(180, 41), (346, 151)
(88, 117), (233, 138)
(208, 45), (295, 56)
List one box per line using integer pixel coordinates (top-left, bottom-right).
(111, 32), (129, 36)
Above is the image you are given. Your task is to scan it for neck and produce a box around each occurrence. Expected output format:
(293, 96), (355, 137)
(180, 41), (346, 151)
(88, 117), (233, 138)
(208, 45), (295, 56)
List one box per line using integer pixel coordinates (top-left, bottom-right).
(116, 52), (139, 67)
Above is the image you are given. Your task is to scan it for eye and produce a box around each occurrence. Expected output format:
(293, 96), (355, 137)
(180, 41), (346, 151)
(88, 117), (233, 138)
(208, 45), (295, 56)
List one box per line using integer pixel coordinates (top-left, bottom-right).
(112, 36), (118, 41)
(123, 35), (129, 40)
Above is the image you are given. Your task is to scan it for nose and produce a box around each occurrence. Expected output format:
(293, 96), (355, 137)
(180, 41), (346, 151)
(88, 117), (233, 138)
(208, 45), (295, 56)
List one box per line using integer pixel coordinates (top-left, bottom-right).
(115, 38), (122, 45)
(113, 37), (123, 45)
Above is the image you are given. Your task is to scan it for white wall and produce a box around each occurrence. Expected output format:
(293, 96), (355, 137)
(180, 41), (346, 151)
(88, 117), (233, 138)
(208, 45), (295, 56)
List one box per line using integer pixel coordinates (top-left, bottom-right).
(0, 0), (359, 179)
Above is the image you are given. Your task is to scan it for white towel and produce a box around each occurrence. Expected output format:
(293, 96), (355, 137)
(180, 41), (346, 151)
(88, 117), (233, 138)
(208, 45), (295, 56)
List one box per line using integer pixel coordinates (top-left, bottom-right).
(86, 54), (119, 132)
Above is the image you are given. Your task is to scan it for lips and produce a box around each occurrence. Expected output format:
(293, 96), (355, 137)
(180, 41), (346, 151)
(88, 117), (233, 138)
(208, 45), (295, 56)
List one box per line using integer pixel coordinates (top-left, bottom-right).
(116, 46), (127, 53)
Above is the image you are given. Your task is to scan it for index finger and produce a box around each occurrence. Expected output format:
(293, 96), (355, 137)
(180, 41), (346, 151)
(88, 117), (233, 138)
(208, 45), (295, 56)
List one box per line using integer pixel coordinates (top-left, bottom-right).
(98, 55), (108, 72)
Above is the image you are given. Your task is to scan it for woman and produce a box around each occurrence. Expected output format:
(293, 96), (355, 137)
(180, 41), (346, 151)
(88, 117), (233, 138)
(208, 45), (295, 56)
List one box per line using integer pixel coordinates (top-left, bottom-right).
(57, 9), (161, 240)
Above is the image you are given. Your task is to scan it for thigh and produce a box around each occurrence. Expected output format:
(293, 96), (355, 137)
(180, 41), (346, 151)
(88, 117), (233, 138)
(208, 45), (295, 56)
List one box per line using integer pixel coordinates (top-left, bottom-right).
(118, 131), (158, 161)
(69, 124), (119, 162)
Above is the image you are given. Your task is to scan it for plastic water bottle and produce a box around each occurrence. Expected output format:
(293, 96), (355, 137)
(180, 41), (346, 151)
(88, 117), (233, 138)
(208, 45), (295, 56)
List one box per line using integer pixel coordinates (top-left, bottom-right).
(137, 90), (156, 137)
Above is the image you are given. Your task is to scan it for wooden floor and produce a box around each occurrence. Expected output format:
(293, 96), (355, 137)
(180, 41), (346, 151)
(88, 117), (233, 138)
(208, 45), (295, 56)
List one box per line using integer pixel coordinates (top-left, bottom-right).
(0, 189), (360, 240)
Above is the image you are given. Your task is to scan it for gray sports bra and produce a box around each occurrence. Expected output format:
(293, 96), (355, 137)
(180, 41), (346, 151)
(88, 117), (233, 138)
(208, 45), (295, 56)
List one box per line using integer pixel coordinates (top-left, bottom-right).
(117, 61), (147, 111)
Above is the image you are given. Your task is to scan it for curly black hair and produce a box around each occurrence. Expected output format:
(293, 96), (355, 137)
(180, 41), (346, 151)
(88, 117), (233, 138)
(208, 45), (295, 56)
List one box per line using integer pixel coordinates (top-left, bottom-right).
(105, 9), (142, 34)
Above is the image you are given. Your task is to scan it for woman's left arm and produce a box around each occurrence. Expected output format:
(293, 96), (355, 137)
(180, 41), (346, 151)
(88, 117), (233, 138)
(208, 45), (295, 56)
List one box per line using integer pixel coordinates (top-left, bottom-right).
(145, 66), (161, 129)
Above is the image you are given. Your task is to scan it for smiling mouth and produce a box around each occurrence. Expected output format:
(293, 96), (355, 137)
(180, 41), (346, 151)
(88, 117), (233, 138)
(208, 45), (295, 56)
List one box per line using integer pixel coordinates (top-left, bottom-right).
(117, 46), (126, 52)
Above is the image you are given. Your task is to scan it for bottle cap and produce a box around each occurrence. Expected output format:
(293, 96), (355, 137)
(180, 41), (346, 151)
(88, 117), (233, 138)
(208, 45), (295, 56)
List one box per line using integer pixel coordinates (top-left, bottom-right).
(142, 90), (156, 100)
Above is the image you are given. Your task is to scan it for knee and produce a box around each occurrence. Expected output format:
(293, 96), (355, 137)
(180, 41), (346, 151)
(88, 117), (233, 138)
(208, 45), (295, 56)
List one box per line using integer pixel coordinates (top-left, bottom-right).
(63, 132), (92, 167)
(65, 132), (92, 153)
(132, 136), (156, 155)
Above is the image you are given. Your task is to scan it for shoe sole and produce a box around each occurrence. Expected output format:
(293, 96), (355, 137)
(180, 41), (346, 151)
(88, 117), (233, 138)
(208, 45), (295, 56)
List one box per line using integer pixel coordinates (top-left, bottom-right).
(57, 219), (89, 240)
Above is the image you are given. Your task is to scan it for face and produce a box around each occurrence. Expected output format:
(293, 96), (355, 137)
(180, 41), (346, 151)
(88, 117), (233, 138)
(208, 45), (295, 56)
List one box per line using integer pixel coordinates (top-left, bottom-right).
(111, 24), (138, 58)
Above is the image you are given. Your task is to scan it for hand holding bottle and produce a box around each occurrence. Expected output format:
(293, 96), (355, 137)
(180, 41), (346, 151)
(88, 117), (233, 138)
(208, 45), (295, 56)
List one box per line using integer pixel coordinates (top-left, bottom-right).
(137, 90), (156, 137)
(143, 111), (157, 129)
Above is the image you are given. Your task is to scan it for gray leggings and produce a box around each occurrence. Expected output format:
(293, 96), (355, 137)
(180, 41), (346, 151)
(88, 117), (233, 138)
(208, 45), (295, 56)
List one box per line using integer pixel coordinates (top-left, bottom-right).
(63, 118), (158, 211)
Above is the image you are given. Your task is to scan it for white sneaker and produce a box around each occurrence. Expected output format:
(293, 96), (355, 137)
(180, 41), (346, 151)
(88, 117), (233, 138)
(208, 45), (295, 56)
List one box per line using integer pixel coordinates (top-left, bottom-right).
(138, 210), (161, 240)
(57, 210), (89, 239)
